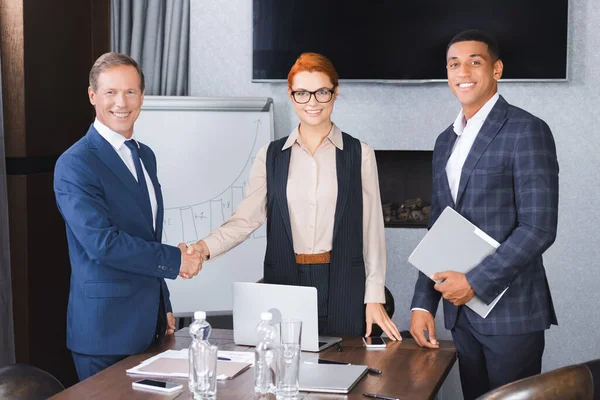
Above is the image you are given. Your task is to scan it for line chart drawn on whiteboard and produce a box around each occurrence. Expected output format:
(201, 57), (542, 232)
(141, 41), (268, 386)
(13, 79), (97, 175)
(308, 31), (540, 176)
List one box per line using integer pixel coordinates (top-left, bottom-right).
(161, 119), (267, 246)
(134, 96), (273, 314)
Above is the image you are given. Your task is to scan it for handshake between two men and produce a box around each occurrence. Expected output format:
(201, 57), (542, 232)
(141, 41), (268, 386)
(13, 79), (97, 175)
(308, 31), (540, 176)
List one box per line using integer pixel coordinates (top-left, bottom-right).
(177, 241), (211, 279)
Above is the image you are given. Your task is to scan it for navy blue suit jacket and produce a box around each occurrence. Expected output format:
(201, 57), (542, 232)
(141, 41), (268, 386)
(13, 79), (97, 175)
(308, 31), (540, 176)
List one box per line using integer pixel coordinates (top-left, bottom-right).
(411, 96), (559, 335)
(54, 125), (181, 355)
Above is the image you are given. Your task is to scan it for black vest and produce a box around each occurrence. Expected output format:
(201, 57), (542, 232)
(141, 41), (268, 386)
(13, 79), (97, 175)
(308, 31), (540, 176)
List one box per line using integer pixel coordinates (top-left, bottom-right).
(264, 132), (366, 336)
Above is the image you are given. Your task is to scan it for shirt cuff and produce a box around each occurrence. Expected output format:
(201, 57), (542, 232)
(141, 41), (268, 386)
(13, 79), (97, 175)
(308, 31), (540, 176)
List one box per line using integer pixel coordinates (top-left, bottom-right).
(411, 307), (432, 314)
(202, 235), (223, 261)
(364, 283), (386, 304)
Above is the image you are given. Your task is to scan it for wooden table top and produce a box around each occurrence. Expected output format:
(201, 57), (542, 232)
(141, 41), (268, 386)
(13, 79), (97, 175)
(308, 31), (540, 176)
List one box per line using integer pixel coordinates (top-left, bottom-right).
(50, 329), (456, 400)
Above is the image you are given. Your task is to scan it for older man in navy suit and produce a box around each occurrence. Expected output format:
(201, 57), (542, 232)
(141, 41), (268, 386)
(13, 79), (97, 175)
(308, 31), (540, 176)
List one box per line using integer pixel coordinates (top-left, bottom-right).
(410, 30), (559, 399)
(54, 53), (203, 381)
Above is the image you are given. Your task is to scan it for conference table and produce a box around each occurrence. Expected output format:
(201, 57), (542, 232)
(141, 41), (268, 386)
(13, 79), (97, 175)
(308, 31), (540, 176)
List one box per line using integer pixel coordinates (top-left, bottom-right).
(50, 329), (457, 400)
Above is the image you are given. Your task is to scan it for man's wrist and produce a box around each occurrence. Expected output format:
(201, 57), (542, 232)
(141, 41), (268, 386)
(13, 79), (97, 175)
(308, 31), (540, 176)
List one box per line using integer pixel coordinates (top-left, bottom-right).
(411, 307), (431, 314)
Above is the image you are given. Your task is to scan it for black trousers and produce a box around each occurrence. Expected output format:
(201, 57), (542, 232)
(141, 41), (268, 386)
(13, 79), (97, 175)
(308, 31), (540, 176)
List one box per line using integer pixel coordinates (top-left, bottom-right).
(451, 307), (545, 400)
(297, 263), (330, 335)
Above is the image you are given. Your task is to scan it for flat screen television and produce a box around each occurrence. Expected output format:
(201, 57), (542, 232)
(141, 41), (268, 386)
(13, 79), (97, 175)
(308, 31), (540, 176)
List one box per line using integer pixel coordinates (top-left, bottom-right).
(253, 0), (569, 82)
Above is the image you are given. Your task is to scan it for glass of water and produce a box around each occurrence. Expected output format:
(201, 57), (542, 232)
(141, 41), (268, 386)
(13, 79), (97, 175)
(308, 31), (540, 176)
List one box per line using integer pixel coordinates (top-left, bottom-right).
(276, 319), (302, 399)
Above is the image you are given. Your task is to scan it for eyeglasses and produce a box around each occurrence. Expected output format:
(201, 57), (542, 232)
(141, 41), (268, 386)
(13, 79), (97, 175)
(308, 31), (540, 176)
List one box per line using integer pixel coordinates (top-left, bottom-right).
(291, 88), (335, 104)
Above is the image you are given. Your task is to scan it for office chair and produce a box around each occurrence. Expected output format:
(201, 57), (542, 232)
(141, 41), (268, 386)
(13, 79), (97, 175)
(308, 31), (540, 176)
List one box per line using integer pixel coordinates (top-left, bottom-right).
(478, 358), (600, 400)
(0, 363), (65, 400)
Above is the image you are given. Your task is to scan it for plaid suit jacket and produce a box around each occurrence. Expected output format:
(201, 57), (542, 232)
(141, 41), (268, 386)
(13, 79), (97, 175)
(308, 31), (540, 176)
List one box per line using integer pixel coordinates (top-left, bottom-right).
(411, 96), (559, 335)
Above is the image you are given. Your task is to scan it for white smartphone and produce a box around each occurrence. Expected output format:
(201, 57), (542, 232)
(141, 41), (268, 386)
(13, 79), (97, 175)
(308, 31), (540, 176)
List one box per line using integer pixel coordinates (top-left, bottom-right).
(132, 379), (183, 393)
(362, 336), (387, 348)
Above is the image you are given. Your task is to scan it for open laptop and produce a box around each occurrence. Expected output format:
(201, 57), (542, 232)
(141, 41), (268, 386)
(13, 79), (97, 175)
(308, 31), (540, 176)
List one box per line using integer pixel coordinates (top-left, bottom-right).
(232, 282), (342, 352)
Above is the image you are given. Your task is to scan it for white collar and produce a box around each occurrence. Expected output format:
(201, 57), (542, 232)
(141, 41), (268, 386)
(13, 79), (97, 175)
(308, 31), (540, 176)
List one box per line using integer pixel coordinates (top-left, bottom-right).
(282, 123), (344, 151)
(452, 92), (500, 136)
(93, 118), (139, 150)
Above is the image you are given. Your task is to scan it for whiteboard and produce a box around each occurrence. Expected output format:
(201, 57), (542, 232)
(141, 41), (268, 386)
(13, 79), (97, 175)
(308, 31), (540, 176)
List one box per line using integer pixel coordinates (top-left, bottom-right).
(134, 96), (273, 315)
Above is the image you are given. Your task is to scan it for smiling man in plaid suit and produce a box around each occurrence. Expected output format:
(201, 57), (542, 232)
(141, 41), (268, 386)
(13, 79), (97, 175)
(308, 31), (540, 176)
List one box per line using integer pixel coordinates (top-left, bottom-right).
(409, 30), (559, 399)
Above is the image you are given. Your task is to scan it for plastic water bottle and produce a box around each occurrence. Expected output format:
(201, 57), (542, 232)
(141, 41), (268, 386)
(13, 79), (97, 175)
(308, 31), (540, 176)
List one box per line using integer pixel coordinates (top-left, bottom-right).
(188, 311), (212, 397)
(254, 311), (278, 395)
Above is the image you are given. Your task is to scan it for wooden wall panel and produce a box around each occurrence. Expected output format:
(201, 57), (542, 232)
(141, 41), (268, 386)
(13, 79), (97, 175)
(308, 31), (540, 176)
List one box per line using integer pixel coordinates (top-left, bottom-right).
(26, 172), (72, 385)
(1, 0), (110, 388)
(6, 175), (28, 362)
(23, 0), (97, 156)
(0, 0), (26, 157)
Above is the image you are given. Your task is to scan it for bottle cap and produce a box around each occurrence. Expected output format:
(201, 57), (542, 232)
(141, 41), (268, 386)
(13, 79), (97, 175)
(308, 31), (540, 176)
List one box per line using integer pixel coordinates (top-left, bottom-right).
(194, 311), (206, 320)
(260, 312), (273, 321)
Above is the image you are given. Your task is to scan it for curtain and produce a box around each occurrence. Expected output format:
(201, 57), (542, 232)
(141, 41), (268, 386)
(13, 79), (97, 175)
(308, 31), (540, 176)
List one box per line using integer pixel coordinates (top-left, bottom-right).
(111, 0), (190, 95)
(0, 51), (16, 367)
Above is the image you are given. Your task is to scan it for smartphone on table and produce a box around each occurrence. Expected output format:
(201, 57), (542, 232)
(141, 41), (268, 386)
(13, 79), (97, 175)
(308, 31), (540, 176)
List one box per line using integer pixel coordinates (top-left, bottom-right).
(362, 336), (386, 348)
(132, 379), (183, 393)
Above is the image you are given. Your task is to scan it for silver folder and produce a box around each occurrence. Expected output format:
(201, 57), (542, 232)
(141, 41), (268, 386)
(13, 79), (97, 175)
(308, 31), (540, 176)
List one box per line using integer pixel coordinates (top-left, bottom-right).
(408, 207), (508, 318)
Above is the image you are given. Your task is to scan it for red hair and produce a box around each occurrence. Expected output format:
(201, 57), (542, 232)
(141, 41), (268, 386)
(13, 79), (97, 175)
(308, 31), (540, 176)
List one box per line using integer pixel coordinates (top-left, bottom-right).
(287, 53), (339, 89)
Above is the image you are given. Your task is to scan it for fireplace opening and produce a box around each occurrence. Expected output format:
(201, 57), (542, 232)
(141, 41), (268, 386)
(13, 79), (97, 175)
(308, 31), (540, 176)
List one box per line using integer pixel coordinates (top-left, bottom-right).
(374, 150), (433, 228)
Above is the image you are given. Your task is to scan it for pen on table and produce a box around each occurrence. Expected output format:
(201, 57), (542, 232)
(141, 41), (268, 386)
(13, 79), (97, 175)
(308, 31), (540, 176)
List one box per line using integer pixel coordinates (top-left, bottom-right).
(217, 357), (231, 361)
(363, 393), (400, 400)
(368, 367), (382, 375)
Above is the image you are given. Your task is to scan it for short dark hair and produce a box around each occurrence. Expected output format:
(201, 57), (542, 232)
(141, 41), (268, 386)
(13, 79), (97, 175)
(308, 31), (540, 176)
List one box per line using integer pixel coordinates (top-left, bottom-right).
(447, 29), (501, 61)
(89, 52), (145, 92)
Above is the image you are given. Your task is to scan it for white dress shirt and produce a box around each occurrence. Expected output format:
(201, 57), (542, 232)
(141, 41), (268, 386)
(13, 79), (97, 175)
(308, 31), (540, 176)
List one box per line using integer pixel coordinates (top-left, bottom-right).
(203, 124), (387, 303)
(412, 93), (499, 314)
(94, 119), (158, 230)
(446, 93), (499, 203)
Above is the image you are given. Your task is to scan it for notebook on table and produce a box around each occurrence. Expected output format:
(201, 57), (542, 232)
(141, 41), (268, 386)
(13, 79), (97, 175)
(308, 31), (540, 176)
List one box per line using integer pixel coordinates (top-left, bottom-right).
(126, 349), (250, 380)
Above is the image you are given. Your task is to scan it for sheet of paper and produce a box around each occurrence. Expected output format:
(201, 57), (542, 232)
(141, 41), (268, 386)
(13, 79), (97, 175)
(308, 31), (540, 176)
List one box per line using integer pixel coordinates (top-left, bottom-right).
(217, 351), (255, 366)
(126, 349), (254, 380)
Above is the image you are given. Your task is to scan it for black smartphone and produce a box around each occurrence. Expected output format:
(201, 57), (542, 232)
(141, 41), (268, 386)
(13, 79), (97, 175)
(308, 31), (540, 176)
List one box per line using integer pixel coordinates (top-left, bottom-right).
(362, 336), (387, 348)
(132, 379), (183, 393)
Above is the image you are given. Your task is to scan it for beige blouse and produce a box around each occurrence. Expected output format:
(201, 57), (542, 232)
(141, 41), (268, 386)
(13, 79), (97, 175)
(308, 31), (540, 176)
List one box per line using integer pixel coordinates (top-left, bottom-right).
(203, 124), (387, 303)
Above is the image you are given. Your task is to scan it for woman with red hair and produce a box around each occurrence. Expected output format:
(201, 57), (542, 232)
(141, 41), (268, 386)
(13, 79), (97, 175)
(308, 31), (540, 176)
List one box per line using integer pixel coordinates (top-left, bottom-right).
(188, 53), (400, 339)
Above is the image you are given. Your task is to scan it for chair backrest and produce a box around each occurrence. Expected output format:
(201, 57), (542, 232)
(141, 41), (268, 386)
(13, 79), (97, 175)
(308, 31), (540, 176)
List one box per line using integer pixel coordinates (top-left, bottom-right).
(0, 363), (65, 400)
(478, 359), (600, 400)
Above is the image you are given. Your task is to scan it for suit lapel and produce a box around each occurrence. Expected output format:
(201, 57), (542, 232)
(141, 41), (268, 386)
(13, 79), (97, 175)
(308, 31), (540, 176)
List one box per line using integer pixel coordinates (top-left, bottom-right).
(274, 147), (294, 247)
(455, 96), (509, 206)
(332, 141), (351, 241)
(86, 127), (154, 233)
(439, 128), (458, 208)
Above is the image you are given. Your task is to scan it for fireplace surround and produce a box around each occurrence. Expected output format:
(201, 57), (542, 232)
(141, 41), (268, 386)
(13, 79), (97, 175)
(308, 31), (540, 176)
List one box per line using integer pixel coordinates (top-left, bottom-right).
(375, 150), (433, 228)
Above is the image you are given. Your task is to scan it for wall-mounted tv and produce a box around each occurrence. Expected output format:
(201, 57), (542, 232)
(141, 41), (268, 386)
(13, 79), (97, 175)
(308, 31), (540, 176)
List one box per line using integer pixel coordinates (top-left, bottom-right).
(253, 0), (569, 83)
